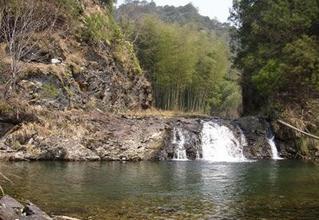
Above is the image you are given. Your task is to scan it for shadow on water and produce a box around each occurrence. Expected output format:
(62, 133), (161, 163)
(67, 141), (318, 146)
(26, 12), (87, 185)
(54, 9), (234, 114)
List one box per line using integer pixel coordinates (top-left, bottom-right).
(1, 160), (319, 219)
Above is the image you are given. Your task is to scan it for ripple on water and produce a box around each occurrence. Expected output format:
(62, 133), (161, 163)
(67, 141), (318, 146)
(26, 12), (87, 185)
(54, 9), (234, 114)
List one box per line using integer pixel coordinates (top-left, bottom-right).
(1, 160), (319, 219)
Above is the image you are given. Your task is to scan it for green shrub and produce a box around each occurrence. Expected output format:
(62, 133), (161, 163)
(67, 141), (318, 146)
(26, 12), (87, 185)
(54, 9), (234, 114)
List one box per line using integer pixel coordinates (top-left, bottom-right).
(56, 0), (83, 18)
(41, 83), (59, 98)
(113, 40), (142, 75)
(82, 12), (114, 45)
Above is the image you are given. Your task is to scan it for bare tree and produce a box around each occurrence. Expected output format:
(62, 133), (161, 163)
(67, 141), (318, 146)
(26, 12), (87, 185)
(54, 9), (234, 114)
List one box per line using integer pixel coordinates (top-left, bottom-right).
(0, 0), (57, 97)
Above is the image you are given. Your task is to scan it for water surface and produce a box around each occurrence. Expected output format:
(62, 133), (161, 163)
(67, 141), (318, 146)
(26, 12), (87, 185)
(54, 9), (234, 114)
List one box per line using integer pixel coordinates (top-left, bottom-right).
(1, 161), (319, 219)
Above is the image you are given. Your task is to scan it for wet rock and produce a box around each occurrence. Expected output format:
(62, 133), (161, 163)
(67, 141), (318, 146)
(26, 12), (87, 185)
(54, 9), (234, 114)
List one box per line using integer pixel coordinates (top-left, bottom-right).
(272, 121), (302, 159)
(0, 195), (24, 219)
(157, 118), (203, 160)
(234, 116), (273, 159)
(0, 195), (80, 220)
(0, 110), (287, 161)
(23, 202), (52, 220)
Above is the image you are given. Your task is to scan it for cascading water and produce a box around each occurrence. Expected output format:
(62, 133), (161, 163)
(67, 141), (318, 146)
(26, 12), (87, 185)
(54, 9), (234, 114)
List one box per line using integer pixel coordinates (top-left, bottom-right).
(267, 136), (282, 160)
(239, 128), (248, 147)
(201, 121), (247, 162)
(172, 127), (188, 161)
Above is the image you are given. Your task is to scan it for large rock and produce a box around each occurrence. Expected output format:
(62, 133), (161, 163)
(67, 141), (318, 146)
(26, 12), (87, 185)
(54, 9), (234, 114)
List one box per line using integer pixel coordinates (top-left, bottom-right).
(0, 195), (80, 220)
(23, 201), (52, 220)
(272, 121), (303, 159)
(0, 195), (24, 220)
(233, 116), (273, 159)
(156, 118), (202, 160)
(16, 38), (152, 113)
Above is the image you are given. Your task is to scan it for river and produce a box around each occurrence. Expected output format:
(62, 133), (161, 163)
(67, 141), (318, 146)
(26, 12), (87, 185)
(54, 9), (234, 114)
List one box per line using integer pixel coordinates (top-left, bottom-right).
(1, 160), (319, 219)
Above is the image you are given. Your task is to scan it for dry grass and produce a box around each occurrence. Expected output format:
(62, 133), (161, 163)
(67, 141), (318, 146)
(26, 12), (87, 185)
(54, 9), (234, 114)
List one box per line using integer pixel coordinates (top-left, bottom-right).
(121, 108), (209, 119)
(35, 109), (89, 138)
(282, 108), (307, 132)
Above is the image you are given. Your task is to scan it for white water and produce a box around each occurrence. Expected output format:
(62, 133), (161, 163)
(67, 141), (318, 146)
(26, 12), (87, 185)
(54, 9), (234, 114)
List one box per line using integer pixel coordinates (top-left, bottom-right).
(239, 127), (248, 147)
(172, 127), (188, 161)
(201, 122), (247, 162)
(267, 136), (283, 160)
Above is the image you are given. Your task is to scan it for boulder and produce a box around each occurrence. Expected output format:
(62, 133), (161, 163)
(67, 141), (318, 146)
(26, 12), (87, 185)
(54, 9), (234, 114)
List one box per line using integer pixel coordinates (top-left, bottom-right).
(156, 118), (202, 160)
(22, 202), (52, 220)
(0, 195), (79, 220)
(0, 195), (24, 220)
(233, 116), (273, 159)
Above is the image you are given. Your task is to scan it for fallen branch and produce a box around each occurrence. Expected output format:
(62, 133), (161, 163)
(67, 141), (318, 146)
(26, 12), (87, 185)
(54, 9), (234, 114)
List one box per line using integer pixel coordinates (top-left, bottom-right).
(278, 120), (319, 140)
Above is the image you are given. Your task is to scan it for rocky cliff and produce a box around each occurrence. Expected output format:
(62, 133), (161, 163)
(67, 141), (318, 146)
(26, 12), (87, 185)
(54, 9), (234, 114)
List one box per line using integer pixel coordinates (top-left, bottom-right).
(0, 0), (155, 160)
(0, 0), (152, 113)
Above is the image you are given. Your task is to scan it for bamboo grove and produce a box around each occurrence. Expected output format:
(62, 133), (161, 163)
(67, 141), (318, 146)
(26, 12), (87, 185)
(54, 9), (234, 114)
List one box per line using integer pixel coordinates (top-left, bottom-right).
(118, 3), (241, 115)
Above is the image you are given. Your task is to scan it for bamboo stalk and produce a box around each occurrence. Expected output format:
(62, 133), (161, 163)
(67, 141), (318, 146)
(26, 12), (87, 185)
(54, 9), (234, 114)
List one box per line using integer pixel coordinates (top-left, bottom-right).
(277, 120), (319, 140)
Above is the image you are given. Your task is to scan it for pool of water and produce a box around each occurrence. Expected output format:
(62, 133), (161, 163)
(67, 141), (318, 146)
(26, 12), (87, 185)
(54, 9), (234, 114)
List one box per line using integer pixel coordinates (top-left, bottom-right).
(1, 160), (319, 219)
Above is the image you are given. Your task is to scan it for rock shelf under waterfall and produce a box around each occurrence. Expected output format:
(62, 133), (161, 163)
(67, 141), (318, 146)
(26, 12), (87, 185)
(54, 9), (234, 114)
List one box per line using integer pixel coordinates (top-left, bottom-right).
(162, 116), (283, 161)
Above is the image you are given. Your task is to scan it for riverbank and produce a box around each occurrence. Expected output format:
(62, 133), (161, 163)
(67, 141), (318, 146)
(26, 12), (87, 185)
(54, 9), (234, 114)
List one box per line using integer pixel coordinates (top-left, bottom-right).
(0, 107), (293, 161)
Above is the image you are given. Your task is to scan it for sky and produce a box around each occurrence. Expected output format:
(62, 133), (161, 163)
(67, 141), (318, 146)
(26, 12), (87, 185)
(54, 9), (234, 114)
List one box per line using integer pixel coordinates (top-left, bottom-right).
(116, 0), (233, 23)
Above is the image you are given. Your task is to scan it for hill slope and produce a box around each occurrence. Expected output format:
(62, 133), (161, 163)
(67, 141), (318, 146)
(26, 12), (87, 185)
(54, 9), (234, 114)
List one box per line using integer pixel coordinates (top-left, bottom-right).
(0, 0), (161, 161)
(0, 0), (152, 113)
(116, 1), (231, 39)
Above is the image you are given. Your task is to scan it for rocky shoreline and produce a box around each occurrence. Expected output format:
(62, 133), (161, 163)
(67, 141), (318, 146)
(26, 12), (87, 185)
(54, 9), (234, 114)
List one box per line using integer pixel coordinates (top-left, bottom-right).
(0, 195), (79, 220)
(0, 111), (294, 161)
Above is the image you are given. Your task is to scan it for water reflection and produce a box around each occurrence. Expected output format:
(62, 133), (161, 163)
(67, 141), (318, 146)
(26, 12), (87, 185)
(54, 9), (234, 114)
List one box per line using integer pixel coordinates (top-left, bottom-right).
(1, 161), (319, 219)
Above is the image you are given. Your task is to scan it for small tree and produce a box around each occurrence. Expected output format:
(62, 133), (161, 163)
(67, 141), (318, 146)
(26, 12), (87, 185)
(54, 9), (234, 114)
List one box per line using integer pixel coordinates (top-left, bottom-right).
(0, 0), (57, 97)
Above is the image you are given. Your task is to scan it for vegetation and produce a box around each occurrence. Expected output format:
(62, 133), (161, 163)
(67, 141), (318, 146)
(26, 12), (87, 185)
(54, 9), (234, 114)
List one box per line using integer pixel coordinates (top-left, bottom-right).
(0, 0), (58, 96)
(230, 0), (319, 115)
(117, 1), (241, 116)
(56, 0), (83, 18)
(83, 12), (114, 45)
(41, 83), (59, 99)
(80, 3), (143, 74)
(116, 1), (231, 39)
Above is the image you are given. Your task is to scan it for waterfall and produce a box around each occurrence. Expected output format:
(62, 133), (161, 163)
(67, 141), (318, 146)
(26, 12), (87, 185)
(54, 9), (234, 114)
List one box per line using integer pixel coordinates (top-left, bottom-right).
(172, 127), (188, 161)
(267, 136), (282, 160)
(239, 127), (248, 147)
(201, 122), (247, 162)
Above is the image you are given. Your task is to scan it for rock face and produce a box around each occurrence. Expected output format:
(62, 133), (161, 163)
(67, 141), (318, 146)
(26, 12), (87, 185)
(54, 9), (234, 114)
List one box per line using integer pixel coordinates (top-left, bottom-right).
(156, 118), (202, 160)
(158, 116), (284, 161)
(233, 116), (274, 159)
(0, 195), (80, 220)
(272, 121), (303, 159)
(15, 37), (152, 113)
(0, 114), (288, 161)
(0, 111), (169, 161)
(0, 0), (152, 113)
(0, 0), (155, 161)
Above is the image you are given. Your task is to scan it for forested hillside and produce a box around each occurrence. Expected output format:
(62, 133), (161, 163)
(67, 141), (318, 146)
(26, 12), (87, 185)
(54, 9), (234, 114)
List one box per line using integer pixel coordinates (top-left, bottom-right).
(231, 0), (319, 159)
(117, 1), (241, 116)
(116, 0), (230, 38)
